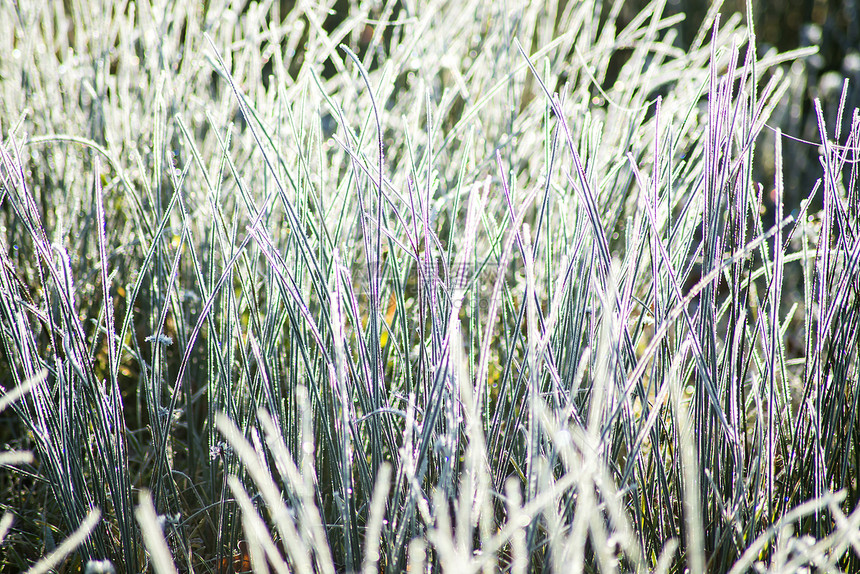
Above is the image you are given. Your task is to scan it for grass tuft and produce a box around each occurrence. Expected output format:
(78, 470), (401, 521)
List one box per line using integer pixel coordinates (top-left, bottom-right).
(1, 1), (858, 572)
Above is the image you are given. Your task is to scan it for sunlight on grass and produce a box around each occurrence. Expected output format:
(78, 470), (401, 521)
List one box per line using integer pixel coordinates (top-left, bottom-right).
(0, 0), (858, 572)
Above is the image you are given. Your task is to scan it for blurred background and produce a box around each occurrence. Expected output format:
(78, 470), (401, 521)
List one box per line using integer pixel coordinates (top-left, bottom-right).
(269, 0), (859, 211)
(633, 0), (860, 212)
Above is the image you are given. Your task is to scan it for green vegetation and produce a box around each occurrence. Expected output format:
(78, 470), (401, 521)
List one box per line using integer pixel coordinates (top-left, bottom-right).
(1, 0), (858, 572)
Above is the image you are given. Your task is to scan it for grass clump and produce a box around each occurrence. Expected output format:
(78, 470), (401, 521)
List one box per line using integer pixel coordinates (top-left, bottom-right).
(1, 0), (858, 572)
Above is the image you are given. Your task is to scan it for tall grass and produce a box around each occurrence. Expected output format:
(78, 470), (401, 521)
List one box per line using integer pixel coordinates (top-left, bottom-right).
(1, 0), (858, 572)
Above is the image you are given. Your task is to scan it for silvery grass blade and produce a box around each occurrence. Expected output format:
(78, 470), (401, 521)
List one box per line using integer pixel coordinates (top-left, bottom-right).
(135, 491), (178, 574)
(0, 371), (39, 547)
(25, 510), (102, 574)
(216, 412), (314, 573)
